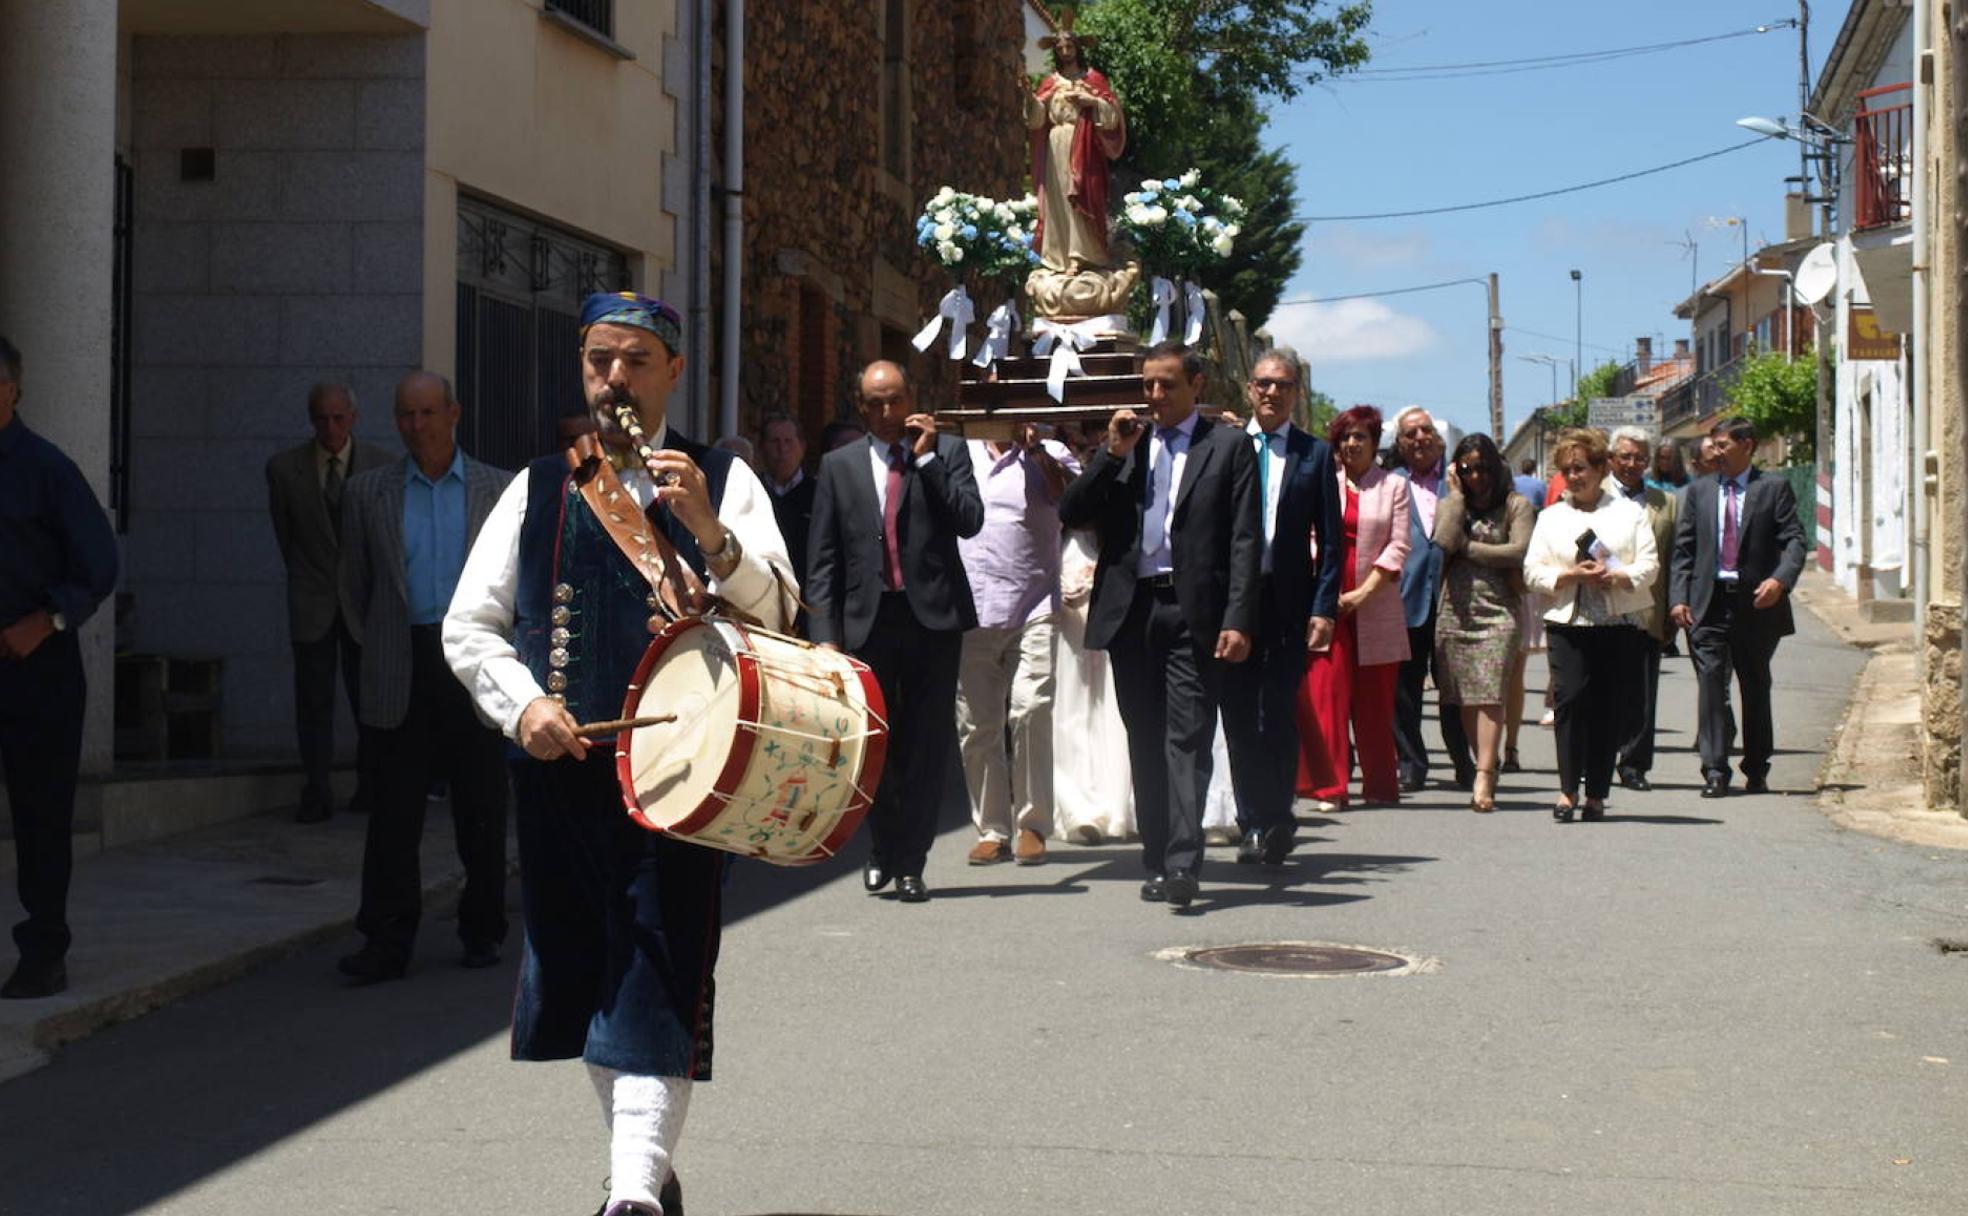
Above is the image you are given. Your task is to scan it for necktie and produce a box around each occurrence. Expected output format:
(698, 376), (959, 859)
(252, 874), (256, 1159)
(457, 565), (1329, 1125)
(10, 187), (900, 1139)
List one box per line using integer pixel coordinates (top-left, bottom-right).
(1141, 427), (1181, 562)
(1254, 431), (1276, 544)
(882, 443), (906, 590)
(324, 454), (344, 537)
(1721, 478), (1741, 574)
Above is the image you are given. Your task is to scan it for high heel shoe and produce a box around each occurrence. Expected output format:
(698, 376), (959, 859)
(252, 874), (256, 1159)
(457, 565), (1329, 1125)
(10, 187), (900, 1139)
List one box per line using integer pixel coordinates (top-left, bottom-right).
(1501, 748), (1521, 773)
(1552, 799), (1576, 823)
(1470, 766), (1498, 813)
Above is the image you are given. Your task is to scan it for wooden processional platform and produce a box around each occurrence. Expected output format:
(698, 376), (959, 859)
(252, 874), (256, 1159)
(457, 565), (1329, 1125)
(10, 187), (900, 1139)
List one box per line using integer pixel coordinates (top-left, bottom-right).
(936, 334), (1147, 441)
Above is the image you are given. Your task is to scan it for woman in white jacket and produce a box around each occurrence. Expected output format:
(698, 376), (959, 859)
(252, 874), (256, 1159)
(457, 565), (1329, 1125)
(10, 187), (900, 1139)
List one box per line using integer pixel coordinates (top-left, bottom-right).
(1523, 428), (1657, 822)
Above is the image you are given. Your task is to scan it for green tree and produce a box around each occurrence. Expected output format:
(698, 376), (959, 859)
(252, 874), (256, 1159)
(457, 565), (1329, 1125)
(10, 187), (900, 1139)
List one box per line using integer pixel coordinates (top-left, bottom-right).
(1540, 360), (1619, 430)
(1301, 386), (1338, 436)
(1726, 350), (1819, 462)
(1075, 0), (1372, 329)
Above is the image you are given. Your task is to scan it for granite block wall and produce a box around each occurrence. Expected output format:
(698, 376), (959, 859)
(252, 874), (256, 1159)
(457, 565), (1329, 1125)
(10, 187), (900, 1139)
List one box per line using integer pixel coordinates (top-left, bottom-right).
(126, 33), (426, 757)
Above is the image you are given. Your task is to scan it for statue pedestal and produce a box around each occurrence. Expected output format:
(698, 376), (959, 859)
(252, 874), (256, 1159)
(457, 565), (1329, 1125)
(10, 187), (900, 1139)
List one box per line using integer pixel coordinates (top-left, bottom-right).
(940, 333), (1147, 441)
(1025, 259), (1140, 323)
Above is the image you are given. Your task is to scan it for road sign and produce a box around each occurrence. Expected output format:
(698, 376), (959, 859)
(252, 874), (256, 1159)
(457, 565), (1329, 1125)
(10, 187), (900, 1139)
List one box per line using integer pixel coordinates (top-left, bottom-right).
(1588, 395), (1658, 435)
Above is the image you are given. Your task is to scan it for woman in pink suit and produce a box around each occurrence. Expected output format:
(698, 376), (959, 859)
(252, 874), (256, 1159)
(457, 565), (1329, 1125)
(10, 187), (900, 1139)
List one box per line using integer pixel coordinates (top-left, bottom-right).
(1298, 406), (1413, 807)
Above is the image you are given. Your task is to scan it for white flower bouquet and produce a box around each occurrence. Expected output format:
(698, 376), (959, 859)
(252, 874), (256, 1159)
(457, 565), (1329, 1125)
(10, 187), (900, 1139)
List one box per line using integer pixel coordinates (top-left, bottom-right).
(1114, 169), (1246, 277)
(914, 188), (1041, 287)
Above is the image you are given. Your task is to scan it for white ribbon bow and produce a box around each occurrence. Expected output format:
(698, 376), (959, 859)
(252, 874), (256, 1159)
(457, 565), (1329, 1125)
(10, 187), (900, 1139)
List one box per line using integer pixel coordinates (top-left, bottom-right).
(1030, 317), (1103, 402)
(971, 300), (1020, 371)
(1147, 277), (1178, 345)
(912, 286), (975, 361)
(1183, 281), (1208, 346)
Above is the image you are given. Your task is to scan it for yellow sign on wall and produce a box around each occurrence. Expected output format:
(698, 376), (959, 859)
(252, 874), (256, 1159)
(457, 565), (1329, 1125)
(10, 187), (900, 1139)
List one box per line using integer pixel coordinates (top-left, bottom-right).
(1849, 307), (1903, 361)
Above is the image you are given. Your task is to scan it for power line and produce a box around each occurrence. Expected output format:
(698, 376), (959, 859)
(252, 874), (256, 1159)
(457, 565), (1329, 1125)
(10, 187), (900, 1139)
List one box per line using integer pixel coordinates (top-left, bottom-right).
(1505, 326), (1628, 359)
(1348, 21), (1796, 81)
(1294, 138), (1772, 223)
(1275, 277), (1486, 307)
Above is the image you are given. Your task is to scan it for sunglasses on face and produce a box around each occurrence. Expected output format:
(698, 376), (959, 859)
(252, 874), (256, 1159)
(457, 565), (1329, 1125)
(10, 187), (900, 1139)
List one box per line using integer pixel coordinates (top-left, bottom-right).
(1457, 465), (1487, 479)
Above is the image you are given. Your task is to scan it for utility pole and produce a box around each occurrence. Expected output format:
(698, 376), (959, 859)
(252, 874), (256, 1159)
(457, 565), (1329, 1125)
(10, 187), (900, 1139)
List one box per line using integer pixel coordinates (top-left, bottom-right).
(1488, 272), (1504, 441)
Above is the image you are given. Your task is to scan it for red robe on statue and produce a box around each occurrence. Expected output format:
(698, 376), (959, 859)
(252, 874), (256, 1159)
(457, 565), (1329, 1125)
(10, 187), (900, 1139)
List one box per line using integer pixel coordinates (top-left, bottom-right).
(1030, 68), (1127, 263)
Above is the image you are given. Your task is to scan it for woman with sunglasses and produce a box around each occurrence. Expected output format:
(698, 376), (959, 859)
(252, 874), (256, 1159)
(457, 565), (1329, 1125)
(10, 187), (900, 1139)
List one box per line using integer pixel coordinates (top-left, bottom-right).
(1522, 428), (1659, 822)
(1433, 433), (1533, 812)
(1296, 406), (1412, 808)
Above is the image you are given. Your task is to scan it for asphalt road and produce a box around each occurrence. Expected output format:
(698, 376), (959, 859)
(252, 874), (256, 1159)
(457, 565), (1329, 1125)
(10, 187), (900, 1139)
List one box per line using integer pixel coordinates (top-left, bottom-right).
(5, 610), (1967, 1215)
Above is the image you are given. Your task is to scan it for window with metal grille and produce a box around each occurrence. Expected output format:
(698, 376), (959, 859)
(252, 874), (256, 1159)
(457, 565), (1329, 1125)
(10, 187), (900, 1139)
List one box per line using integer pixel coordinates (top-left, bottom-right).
(455, 196), (629, 472)
(545, 0), (613, 39)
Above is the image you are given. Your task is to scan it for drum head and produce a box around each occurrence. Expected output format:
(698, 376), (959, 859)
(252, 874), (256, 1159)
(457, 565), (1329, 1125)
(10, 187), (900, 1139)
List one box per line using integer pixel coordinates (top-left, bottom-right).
(622, 622), (747, 831)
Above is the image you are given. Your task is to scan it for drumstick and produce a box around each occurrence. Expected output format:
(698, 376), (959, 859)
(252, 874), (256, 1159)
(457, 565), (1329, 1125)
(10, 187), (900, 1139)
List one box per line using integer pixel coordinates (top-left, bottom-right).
(574, 714), (677, 738)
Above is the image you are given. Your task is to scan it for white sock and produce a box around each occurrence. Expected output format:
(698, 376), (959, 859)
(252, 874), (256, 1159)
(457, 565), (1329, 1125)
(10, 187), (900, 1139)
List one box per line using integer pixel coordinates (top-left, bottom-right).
(585, 1064), (692, 1212)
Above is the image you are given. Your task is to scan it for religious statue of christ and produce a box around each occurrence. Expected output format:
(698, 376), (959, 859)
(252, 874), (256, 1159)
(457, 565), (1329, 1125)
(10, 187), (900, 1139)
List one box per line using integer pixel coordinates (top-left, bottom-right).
(1025, 16), (1127, 275)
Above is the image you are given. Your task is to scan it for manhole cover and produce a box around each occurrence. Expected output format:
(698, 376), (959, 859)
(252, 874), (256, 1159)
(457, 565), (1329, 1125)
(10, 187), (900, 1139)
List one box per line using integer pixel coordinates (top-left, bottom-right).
(1159, 942), (1433, 977)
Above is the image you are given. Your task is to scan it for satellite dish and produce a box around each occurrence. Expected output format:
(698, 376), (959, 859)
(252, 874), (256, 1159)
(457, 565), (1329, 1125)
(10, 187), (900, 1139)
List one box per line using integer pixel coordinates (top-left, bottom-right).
(1795, 243), (1838, 305)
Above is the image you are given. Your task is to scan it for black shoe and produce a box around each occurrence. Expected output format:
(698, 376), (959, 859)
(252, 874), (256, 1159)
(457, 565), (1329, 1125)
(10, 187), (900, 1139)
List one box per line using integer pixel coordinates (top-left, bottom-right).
(894, 875), (929, 903)
(1164, 872), (1198, 909)
(1453, 768), (1476, 792)
(1, 957), (67, 1000)
(1260, 824), (1296, 866)
(1700, 776), (1730, 799)
(1552, 802), (1576, 824)
(1139, 875), (1168, 903)
(337, 946), (407, 985)
(461, 943), (501, 969)
(1743, 776), (1770, 795)
(1501, 749), (1522, 774)
(1580, 802), (1605, 822)
(660, 1172), (683, 1216)
(1235, 829), (1264, 865)
(863, 860), (891, 892)
(1618, 768), (1652, 791)
(1398, 773), (1427, 794)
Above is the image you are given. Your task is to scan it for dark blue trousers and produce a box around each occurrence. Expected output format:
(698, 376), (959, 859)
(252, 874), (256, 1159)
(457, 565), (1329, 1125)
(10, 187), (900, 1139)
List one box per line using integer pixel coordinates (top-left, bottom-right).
(0, 632), (83, 965)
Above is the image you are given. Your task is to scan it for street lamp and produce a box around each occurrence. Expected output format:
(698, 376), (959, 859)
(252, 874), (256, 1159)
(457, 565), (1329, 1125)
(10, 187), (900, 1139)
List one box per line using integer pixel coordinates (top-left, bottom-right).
(1518, 354), (1563, 406)
(1569, 269), (1582, 398)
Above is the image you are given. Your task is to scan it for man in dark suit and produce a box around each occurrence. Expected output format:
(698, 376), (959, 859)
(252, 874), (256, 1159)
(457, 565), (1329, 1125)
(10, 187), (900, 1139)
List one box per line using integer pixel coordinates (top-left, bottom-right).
(759, 414), (815, 583)
(336, 372), (512, 983)
(1220, 351), (1340, 866)
(1058, 341), (1261, 910)
(266, 383), (391, 823)
(807, 360), (984, 903)
(1669, 418), (1807, 798)
(1389, 407), (1472, 791)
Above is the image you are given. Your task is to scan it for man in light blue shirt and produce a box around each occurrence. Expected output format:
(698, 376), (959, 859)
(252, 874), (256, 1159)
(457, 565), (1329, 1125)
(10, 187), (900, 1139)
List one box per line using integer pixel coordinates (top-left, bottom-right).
(337, 372), (514, 984)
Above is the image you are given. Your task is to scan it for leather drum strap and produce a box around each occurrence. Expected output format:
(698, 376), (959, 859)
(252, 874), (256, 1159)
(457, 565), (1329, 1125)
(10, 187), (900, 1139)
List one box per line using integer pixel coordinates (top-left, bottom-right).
(564, 436), (710, 622)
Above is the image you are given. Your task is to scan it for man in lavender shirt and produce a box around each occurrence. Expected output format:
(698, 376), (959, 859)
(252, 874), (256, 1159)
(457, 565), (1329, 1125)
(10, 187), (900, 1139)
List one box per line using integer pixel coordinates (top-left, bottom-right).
(956, 423), (1081, 866)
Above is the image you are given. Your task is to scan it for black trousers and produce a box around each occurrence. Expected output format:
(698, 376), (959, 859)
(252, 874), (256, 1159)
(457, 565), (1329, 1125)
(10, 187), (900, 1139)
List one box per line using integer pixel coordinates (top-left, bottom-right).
(293, 614), (375, 813)
(1110, 582), (1223, 880)
(1220, 579), (1305, 835)
(855, 592), (963, 879)
(1690, 589), (1782, 782)
(1615, 629), (1664, 775)
(1547, 624), (1640, 801)
(0, 632), (84, 964)
(1395, 617), (1472, 784)
(355, 626), (509, 962)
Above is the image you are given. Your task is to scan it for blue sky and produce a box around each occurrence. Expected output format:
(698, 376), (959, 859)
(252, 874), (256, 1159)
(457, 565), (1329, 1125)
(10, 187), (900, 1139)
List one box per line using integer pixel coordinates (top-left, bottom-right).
(1261, 0), (1839, 437)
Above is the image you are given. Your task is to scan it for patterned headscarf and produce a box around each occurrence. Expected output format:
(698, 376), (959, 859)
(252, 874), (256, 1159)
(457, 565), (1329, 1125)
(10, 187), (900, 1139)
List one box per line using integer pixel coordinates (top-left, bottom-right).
(579, 291), (683, 356)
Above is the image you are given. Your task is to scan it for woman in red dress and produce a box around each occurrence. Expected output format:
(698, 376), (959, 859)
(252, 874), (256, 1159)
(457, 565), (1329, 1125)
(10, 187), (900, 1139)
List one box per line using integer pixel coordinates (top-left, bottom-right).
(1297, 407), (1413, 807)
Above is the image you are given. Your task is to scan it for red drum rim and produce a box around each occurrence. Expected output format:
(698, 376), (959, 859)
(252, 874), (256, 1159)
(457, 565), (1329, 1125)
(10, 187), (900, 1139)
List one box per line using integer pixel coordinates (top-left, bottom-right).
(616, 618), (763, 842)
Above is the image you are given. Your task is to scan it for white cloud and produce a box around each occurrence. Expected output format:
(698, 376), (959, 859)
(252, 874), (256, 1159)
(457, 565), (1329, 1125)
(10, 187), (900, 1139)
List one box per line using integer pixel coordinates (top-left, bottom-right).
(1266, 298), (1438, 364)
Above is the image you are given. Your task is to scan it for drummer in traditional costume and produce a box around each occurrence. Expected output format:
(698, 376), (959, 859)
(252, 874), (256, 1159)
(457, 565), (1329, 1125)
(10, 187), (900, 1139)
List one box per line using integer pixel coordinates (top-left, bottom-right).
(444, 292), (793, 1216)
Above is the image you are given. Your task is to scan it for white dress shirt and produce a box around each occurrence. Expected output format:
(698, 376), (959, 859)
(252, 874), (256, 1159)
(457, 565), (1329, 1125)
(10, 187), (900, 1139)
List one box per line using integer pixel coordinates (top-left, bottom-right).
(1246, 418), (1290, 573)
(442, 423), (797, 737)
(1137, 409), (1200, 578)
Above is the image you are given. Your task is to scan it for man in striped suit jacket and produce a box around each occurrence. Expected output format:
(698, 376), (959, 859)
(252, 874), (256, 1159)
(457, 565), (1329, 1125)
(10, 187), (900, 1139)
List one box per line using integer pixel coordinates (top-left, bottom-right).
(336, 371), (514, 984)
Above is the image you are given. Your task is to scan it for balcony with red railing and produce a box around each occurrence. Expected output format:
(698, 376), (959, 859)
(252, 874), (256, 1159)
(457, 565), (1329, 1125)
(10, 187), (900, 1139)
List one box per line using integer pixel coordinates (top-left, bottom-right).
(1853, 82), (1912, 231)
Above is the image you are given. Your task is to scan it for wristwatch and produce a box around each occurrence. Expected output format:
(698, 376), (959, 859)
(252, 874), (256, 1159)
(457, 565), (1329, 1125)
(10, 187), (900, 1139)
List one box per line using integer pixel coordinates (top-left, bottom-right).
(701, 527), (742, 578)
(50, 612), (68, 632)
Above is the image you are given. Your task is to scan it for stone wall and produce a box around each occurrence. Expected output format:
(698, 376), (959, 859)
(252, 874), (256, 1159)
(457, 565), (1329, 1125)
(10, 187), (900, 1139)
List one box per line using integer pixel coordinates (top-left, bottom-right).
(1925, 603), (1962, 809)
(724, 1), (1028, 444)
(126, 34), (426, 756)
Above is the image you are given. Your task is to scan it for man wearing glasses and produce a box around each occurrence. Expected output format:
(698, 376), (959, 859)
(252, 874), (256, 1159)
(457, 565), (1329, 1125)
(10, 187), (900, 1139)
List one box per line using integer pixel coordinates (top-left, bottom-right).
(1220, 351), (1341, 865)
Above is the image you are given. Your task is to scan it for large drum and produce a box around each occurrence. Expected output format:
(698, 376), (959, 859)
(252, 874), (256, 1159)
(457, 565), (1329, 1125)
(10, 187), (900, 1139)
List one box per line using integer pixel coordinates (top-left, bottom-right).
(616, 618), (887, 866)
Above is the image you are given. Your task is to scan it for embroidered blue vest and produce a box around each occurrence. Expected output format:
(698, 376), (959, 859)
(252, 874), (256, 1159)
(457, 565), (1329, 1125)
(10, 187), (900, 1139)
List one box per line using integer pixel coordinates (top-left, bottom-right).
(513, 435), (733, 731)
